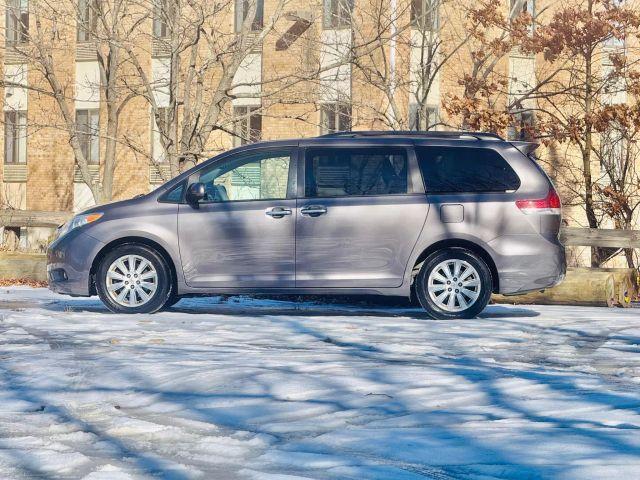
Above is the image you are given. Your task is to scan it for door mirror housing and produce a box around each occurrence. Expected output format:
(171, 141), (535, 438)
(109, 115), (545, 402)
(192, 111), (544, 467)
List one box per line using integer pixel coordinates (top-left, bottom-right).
(186, 182), (206, 204)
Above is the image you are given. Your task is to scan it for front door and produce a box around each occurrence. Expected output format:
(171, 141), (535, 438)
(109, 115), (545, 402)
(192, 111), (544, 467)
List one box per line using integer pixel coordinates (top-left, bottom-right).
(296, 145), (428, 288)
(178, 147), (297, 288)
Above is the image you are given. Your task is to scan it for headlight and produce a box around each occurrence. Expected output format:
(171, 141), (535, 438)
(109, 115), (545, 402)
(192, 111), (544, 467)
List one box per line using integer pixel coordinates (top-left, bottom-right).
(57, 212), (104, 238)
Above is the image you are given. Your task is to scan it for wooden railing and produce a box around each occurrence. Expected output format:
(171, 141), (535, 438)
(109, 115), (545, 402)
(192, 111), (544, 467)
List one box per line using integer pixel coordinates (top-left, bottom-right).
(560, 227), (640, 249)
(0, 210), (72, 229)
(1, 210), (640, 250)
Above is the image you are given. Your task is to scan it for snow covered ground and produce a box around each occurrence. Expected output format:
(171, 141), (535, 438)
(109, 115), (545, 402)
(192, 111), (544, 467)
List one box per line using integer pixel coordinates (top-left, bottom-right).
(0, 287), (639, 480)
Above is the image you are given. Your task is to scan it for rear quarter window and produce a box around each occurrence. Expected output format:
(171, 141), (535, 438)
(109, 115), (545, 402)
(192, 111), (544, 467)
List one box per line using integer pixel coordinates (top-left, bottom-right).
(416, 146), (520, 193)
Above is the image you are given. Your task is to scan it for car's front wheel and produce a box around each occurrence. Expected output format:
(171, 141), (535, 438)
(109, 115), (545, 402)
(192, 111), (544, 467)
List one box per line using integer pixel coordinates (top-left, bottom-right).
(415, 248), (492, 319)
(96, 244), (173, 314)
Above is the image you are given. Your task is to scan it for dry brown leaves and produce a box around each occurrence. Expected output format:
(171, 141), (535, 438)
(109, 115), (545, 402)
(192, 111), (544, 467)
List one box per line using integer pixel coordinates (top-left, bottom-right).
(0, 279), (48, 288)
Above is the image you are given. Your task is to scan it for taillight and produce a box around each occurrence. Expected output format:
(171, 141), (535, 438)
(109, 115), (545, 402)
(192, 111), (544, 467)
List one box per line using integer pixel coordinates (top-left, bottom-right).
(516, 188), (561, 215)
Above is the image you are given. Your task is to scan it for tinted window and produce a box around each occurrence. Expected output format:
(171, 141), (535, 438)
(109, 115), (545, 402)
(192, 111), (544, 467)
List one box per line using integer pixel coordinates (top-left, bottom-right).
(198, 150), (292, 203)
(416, 146), (520, 193)
(305, 148), (408, 198)
(160, 182), (184, 203)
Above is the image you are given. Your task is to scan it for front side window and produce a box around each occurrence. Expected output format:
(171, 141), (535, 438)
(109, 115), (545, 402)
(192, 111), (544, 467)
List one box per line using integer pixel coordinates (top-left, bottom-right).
(6, 0), (29, 45)
(305, 148), (408, 198)
(416, 146), (520, 193)
(76, 109), (100, 164)
(323, 0), (353, 29)
(78, 0), (99, 41)
(235, 0), (264, 32)
(233, 106), (262, 147)
(4, 110), (27, 164)
(160, 181), (185, 203)
(198, 150), (292, 203)
(320, 103), (351, 134)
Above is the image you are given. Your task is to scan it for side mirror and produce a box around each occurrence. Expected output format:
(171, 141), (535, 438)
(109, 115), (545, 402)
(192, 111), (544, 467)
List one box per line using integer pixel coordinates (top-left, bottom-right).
(186, 182), (206, 204)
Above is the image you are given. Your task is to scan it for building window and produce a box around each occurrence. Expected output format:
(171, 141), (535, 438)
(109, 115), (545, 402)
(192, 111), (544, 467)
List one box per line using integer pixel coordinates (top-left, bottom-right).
(235, 0), (263, 32)
(409, 104), (439, 130)
(151, 107), (169, 162)
(604, 0), (625, 47)
(5, 0), (29, 45)
(600, 124), (626, 174)
(510, 0), (535, 33)
(510, 0), (535, 17)
(76, 109), (100, 164)
(323, 0), (353, 29)
(320, 103), (351, 134)
(411, 0), (439, 31)
(507, 110), (535, 141)
(153, 0), (170, 38)
(77, 0), (99, 42)
(4, 111), (27, 164)
(233, 106), (262, 147)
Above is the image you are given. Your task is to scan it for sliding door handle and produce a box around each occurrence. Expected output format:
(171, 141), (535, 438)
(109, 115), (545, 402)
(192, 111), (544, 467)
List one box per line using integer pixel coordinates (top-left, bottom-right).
(265, 207), (292, 219)
(301, 205), (327, 217)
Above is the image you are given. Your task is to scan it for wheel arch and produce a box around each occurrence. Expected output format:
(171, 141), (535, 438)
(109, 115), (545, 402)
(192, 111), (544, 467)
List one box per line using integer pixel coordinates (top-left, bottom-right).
(411, 239), (499, 293)
(89, 236), (178, 295)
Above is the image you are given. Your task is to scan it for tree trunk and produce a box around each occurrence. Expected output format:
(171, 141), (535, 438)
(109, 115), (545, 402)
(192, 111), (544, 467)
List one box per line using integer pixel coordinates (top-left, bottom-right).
(583, 2), (600, 266)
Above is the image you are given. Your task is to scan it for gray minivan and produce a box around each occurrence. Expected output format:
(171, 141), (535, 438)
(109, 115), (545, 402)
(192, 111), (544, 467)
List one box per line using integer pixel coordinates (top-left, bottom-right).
(47, 131), (566, 319)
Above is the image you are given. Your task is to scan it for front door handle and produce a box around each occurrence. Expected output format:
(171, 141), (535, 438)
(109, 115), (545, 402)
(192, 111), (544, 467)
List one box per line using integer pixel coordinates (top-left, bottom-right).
(301, 205), (327, 217)
(265, 207), (292, 219)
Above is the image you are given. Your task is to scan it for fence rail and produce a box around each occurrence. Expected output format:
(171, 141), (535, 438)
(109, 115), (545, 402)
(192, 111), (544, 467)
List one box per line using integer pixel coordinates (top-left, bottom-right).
(2, 211), (640, 249)
(0, 210), (71, 229)
(560, 227), (640, 249)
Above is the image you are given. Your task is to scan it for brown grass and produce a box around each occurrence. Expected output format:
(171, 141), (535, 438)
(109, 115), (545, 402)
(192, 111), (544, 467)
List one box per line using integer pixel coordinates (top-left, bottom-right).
(0, 279), (48, 288)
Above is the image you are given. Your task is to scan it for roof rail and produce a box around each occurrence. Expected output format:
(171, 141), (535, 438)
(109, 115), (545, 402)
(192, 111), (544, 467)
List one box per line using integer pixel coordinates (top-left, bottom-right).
(319, 130), (504, 141)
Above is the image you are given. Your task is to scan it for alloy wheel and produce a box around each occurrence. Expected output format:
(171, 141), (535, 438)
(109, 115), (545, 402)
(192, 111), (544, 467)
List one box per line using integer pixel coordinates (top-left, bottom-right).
(105, 254), (158, 307)
(427, 259), (481, 312)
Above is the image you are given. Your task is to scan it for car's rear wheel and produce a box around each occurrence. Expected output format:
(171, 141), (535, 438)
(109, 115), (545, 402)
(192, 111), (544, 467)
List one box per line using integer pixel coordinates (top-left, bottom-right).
(415, 248), (492, 319)
(96, 244), (172, 314)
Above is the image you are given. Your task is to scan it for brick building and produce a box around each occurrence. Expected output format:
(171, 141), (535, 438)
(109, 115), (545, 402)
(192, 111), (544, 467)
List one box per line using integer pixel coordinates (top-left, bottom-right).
(0, 0), (638, 264)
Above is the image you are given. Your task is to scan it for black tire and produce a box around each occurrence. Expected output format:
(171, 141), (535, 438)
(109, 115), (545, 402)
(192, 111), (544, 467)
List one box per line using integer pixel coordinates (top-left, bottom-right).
(162, 293), (182, 309)
(415, 248), (492, 320)
(96, 244), (173, 314)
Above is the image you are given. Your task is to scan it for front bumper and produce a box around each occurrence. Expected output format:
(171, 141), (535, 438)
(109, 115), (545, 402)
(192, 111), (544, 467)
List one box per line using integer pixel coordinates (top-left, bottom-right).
(47, 230), (105, 296)
(489, 234), (566, 295)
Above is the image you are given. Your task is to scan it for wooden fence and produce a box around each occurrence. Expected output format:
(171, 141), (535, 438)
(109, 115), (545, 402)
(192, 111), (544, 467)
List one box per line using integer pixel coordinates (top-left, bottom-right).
(2, 210), (640, 249)
(560, 227), (640, 249)
(0, 210), (71, 229)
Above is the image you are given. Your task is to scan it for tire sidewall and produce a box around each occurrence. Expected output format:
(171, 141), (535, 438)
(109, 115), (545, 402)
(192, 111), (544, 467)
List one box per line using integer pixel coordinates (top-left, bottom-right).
(416, 248), (492, 320)
(96, 244), (172, 314)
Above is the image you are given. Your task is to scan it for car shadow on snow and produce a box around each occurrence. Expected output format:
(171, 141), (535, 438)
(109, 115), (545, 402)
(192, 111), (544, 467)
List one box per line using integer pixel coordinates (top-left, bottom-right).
(37, 295), (540, 319)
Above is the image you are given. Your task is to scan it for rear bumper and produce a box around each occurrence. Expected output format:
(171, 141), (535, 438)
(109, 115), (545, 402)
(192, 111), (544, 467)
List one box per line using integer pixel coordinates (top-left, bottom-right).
(47, 230), (104, 296)
(488, 234), (566, 295)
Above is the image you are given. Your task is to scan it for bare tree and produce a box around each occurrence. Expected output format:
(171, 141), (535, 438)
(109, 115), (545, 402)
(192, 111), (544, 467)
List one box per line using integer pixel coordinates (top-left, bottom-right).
(124, 0), (291, 179)
(526, 0), (640, 265)
(593, 107), (640, 267)
(1, 0), (150, 204)
(442, 0), (535, 132)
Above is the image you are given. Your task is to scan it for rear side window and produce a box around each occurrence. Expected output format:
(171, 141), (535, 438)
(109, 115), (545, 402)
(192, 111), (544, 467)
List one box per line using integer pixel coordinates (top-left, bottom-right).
(416, 146), (520, 193)
(305, 148), (408, 198)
